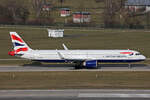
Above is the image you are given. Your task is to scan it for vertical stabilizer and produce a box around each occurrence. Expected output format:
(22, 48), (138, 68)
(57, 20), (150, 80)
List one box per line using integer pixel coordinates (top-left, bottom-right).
(9, 32), (32, 56)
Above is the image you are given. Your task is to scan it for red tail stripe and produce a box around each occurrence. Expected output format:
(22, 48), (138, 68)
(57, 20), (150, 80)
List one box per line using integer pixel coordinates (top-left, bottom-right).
(15, 47), (28, 53)
(11, 34), (23, 43)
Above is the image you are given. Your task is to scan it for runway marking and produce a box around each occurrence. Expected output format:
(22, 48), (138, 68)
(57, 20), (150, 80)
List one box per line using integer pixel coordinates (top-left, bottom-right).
(0, 66), (150, 72)
(78, 93), (150, 98)
(1, 90), (150, 98)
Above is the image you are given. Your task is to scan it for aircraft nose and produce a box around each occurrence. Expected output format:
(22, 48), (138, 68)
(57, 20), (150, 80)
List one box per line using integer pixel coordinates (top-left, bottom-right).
(141, 55), (146, 60)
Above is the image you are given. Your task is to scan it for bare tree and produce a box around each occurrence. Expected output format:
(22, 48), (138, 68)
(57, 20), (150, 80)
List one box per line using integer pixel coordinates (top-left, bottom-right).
(4, 0), (30, 24)
(59, 0), (64, 6)
(7, 0), (18, 21)
(103, 0), (126, 28)
(0, 4), (13, 24)
(32, 0), (44, 18)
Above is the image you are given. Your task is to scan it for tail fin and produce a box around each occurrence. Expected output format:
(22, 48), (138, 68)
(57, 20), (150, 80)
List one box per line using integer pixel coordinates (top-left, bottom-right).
(9, 32), (32, 56)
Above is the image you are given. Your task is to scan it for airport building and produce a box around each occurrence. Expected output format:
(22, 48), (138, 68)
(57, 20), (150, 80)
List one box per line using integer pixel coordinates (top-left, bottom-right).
(125, 0), (150, 13)
(73, 12), (91, 23)
(60, 8), (71, 17)
(42, 3), (52, 11)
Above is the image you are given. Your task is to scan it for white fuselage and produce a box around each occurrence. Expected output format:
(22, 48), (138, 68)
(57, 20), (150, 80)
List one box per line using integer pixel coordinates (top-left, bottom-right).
(9, 32), (146, 68)
(20, 49), (146, 63)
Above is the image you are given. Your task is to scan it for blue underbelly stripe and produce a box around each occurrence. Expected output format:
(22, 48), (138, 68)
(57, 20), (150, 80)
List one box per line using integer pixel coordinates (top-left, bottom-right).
(33, 59), (145, 63)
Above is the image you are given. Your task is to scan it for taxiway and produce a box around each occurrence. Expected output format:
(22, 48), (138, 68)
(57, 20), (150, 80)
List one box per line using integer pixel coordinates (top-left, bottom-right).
(0, 64), (149, 72)
(0, 89), (150, 100)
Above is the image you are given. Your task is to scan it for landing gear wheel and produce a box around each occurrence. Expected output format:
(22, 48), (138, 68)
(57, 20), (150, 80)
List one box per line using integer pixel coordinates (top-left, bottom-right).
(31, 61), (42, 66)
(74, 62), (83, 69)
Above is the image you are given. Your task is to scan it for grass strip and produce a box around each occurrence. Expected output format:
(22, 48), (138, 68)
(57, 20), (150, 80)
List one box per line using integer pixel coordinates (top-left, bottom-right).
(0, 71), (150, 89)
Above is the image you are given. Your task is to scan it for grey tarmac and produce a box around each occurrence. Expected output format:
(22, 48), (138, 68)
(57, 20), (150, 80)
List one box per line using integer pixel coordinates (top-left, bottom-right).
(0, 64), (150, 72)
(0, 89), (150, 100)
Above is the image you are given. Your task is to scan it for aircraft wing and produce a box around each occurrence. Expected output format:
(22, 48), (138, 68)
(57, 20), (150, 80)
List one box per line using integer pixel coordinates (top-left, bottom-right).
(56, 51), (94, 61)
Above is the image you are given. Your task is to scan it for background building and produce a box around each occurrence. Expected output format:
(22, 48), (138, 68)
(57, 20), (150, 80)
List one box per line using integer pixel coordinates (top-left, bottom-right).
(60, 8), (71, 17)
(125, 0), (150, 13)
(73, 12), (91, 23)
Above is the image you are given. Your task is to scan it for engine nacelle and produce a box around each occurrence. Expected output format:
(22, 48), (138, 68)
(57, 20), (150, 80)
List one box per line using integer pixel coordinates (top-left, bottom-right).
(83, 60), (98, 69)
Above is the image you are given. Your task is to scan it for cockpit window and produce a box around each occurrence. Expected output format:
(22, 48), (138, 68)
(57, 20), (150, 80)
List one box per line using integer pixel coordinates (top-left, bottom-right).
(129, 53), (134, 56)
(135, 53), (141, 55)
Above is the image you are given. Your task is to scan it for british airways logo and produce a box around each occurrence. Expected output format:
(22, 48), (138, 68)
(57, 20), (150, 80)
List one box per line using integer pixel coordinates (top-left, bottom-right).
(120, 52), (133, 54)
(15, 47), (28, 53)
(13, 42), (24, 46)
(11, 34), (23, 43)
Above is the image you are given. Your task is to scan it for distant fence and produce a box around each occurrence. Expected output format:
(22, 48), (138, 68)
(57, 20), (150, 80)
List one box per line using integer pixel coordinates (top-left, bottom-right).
(1, 24), (149, 30)
(0, 24), (105, 30)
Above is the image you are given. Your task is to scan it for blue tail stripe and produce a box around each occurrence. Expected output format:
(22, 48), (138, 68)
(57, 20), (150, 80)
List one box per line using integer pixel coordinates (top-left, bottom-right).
(13, 42), (24, 46)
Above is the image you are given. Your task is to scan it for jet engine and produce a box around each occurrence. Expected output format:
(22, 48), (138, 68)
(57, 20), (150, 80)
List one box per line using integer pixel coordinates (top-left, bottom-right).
(83, 60), (98, 69)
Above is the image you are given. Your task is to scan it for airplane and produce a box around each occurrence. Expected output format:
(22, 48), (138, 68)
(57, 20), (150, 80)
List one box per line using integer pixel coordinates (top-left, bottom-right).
(8, 32), (146, 69)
